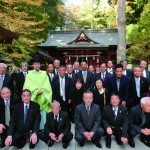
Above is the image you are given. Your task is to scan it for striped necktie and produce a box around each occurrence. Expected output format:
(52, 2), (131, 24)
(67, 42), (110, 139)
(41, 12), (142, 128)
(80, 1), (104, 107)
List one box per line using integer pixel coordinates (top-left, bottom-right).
(5, 101), (10, 126)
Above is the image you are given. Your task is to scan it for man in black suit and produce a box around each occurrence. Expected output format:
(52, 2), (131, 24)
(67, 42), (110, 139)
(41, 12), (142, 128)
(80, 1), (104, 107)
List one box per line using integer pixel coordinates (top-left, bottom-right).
(40, 101), (73, 149)
(96, 62), (111, 87)
(0, 63), (14, 95)
(66, 64), (76, 85)
(75, 61), (94, 91)
(53, 59), (60, 75)
(128, 97), (150, 148)
(5, 89), (41, 149)
(73, 61), (81, 74)
(107, 60), (114, 74)
(127, 66), (148, 109)
(102, 94), (128, 148)
(120, 60), (133, 78)
(47, 63), (56, 84)
(0, 87), (16, 148)
(75, 91), (104, 148)
(106, 64), (130, 106)
(52, 65), (72, 113)
(140, 60), (150, 83)
(16, 62), (28, 101)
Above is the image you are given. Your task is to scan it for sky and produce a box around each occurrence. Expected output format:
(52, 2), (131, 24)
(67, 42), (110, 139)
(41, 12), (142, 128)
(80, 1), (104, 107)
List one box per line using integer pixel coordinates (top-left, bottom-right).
(65, 0), (83, 6)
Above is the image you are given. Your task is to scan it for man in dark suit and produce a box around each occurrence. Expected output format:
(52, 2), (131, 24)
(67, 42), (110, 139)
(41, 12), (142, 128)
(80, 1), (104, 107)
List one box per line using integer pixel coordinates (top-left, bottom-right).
(96, 62), (111, 87)
(5, 89), (41, 149)
(140, 60), (150, 83)
(53, 59), (60, 75)
(102, 94), (128, 148)
(73, 61), (81, 74)
(128, 97), (150, 148)
(0, 63), (14, 95)
(66, 64), (76, 85)
(47, 63), (56, 84)
(52, 65), (72, 113)
(16, 62), (28, 102)
(107, 60), (114, 74)
(127, 66), (148, 109)
(75, 61), (94, 91)
(0, 87), (16, 148)
(75, 91), (104, 148)
(106, 64), (130, 106)
(120, 60), (133, 78)
(40, 101), (73, 149)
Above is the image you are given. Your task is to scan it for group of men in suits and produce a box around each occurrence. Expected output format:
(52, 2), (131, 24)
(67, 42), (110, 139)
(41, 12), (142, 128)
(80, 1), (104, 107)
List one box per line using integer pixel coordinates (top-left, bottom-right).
(0, 59), (150, 149)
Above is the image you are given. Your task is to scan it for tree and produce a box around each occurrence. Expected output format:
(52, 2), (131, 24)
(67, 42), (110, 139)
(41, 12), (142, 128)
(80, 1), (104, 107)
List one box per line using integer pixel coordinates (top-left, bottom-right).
(0, 0), (64, 65)
(117, 0), (126, 63)
(126, 1), (150, 64)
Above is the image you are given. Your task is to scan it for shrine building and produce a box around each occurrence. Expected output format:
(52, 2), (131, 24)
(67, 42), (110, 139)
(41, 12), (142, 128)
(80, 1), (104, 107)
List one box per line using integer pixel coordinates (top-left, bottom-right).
(37, 29), (118, 67)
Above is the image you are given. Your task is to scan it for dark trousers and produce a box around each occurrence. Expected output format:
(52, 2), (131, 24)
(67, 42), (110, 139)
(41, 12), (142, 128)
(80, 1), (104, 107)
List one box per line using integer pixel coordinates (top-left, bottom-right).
(11, 131), (37, 148)
(128, 129), (150, 141)
(75, 127), (104, 143)
(0, 125), (8, 144)
(59, 98), (69, 114)
(106, 129), (123, 143)
(39, 131), (73, 144)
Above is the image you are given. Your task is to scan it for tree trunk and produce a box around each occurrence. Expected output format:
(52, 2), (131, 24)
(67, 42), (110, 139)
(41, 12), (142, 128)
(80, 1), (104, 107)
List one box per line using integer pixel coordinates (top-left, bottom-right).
(117, 0), (126, 63)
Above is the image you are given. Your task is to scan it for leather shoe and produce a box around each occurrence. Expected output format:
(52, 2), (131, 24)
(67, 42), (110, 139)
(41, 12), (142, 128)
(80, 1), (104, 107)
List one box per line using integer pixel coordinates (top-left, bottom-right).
(63, 142), (69, 149)
(106, 142), (111, 149)
(94, 143), (102, 148)
(79, 141), (85, 147)
(128, 139), (135, 148)
(48, 140), (54, 147)
(29, 143), (35, 149)
(140, 137), (150, 147)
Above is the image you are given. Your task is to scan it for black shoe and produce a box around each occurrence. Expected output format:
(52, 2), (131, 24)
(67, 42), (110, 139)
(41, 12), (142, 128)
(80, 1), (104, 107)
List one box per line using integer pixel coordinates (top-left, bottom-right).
(140, 137), (150, 147)
(48, 140), (54, 147)
(17, 145), (25, 149)
(106, 142), (111, 149)
(128, 139), (135, 148)
(79, 141), (85, 147)
(29, 143), (35, 149)
(94, 142), (102, 148)
(0, 143), (5, 148)
(63, 142), (69, 149)
(116, 139), (122, 145)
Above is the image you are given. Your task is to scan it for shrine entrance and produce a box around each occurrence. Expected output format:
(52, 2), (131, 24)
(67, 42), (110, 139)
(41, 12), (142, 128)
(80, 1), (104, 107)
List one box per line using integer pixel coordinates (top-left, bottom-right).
(37, 29), (117, 66)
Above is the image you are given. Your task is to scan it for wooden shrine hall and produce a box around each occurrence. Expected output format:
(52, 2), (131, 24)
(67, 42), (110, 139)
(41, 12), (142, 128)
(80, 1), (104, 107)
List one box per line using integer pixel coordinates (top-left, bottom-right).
(37, 29), (118, 67)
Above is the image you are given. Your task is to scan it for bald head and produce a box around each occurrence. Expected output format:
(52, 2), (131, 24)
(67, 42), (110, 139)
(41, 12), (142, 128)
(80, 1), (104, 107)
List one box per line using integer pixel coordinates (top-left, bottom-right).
(1, 87), (11, 101)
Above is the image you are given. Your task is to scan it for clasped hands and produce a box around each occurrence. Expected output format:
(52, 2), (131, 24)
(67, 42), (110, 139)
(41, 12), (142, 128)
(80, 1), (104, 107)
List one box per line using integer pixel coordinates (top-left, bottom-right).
(49, 133), (63, 142)
(83, 131), (94, 141)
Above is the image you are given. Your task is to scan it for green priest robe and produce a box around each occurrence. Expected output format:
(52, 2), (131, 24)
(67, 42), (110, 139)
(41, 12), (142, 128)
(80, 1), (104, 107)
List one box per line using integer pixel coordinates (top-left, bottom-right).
(23, 70), (52, 129)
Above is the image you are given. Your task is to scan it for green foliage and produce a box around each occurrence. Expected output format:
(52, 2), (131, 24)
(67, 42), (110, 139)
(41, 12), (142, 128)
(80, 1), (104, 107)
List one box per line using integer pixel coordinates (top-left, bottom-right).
(0, 0), (64, 66)
(126, 1), (150, 64)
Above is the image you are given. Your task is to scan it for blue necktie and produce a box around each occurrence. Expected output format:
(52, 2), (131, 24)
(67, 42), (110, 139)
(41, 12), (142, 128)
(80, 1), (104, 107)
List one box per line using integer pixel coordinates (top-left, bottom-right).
(24, 105), (28, 124)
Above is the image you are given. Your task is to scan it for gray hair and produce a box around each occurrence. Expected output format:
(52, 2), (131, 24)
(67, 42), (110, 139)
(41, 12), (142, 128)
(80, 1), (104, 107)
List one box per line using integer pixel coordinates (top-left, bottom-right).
(53, 59), (60, 64)
(140, 97), (150, 105)
(1, 87), (11, 94)
(52, 101), (60, 107)
(20, 62), (28, 67)
(133, 65), (142, 70)
(120, 60), (127, 64)
(83, 90), (93, 99)
(0, 63), (7, 69)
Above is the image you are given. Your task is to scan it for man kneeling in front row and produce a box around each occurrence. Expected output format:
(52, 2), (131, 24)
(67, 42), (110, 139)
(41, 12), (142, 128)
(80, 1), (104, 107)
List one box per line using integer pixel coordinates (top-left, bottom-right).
(39, 101), (73, 149)
(75, 91), (104, 148)
(5, 89), (41, 149)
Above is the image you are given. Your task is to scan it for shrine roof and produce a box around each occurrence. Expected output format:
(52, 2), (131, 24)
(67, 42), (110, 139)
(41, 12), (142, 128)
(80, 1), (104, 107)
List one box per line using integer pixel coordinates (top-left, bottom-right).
(0, 26), (19, 44)
(38, 29), (118, 48)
